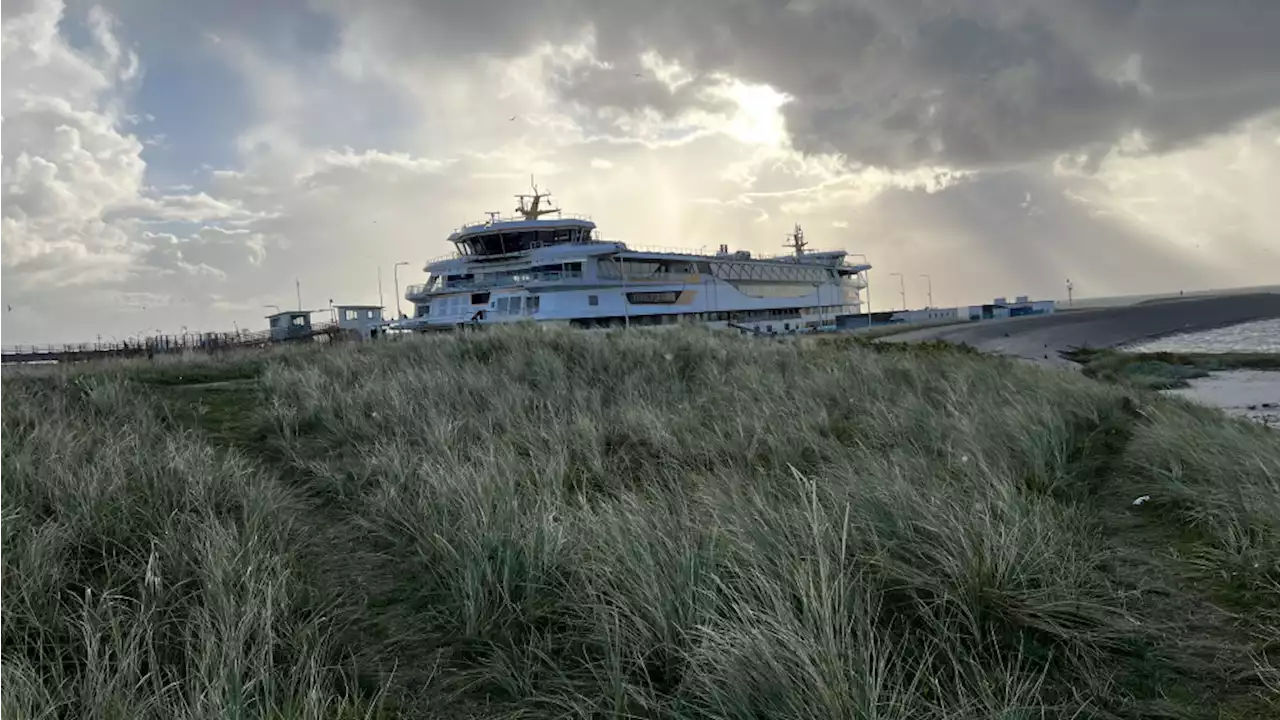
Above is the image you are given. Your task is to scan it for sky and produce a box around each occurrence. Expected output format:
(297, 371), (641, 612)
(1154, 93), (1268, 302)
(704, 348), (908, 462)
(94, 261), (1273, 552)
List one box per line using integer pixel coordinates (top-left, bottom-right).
(3, 0), (1279, 344)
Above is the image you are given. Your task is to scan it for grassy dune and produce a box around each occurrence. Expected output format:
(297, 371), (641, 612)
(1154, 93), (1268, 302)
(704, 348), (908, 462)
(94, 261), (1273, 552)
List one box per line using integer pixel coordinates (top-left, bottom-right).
(3, 326), (1279, 718)
(1063, 346), (1280, 390)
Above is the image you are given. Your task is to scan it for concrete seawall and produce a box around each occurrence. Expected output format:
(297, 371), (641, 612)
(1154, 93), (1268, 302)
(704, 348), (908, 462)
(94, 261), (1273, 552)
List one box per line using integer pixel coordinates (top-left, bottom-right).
(882, 292), (1280, 367)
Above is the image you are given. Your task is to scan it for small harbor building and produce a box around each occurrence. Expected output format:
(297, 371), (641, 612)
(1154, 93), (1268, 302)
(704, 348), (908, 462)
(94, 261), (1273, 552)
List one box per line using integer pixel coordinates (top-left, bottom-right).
(334, 304), (386, 339)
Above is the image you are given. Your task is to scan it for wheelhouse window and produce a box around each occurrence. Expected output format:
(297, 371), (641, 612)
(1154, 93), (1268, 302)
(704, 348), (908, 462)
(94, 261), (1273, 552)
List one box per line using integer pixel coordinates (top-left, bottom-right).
(455, 226), (588, 256)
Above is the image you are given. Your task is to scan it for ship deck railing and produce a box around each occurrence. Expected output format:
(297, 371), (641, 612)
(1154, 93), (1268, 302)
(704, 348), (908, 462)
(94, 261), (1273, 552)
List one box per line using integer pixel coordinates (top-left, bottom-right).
(407, 270), (591, 297)
(452, 213), (595, 233)
(407, 256), (869, 299)
(420, 241), (870, 271)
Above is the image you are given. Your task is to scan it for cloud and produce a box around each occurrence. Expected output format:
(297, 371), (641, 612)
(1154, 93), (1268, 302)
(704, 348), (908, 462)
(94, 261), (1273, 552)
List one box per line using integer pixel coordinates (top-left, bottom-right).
(1059, 112), (1280, 263)
(141, 225), (267, 280)
(317, 0), (1280, 170)
(0, 0), (278, 340)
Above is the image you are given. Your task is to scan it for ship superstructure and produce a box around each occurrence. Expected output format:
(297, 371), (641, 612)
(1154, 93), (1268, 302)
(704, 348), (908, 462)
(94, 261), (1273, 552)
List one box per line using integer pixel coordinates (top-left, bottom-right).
(394, 182), (871, 333)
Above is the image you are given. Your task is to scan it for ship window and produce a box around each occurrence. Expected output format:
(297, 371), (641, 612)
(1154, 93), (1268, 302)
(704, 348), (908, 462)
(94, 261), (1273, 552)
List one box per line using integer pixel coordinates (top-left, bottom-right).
(366, 310), (377, 319)
(488, 231), (534, 253)
(588, 295), (599, 306)
(291, 316), (306, 327)
(344, 310), (359, 321)
(526, 296), (540, 314)
(472, 292), (490, 305)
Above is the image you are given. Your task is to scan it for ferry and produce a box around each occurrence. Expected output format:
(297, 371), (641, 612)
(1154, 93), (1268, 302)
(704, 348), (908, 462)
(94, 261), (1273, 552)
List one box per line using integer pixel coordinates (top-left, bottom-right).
(390, 182), (871, 334)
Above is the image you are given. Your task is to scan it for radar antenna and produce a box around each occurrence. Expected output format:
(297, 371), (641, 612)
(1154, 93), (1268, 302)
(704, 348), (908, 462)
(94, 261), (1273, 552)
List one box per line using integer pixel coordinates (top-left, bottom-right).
(784, 223), (808, 257)
(515, 174), (560, 221)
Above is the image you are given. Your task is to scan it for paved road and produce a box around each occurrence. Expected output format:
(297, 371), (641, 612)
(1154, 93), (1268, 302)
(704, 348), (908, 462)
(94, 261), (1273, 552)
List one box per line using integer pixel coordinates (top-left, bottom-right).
(881, 292), (1280, 368)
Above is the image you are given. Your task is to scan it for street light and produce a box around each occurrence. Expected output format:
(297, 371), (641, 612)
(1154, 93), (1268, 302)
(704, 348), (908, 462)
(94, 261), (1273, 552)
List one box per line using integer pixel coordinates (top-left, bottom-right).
(393, 261), (410, 320)
(919, 274), (933, 308)
(888, 272), (907, 311)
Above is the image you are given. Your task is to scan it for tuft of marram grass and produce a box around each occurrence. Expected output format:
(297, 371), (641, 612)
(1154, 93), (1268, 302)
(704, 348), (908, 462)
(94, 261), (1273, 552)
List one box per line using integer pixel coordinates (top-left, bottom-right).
(1, 373), (376, 719)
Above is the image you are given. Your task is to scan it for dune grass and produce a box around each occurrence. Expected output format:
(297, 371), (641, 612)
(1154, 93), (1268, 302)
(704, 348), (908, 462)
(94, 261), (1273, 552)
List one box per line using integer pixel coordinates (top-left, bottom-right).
(3, 325), (1279, 718)
(1063, 346), (1280, 390)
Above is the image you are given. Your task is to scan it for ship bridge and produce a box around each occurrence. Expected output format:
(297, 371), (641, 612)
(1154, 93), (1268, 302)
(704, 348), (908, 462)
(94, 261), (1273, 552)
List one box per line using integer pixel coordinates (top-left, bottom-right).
(448, 181), (599, 257)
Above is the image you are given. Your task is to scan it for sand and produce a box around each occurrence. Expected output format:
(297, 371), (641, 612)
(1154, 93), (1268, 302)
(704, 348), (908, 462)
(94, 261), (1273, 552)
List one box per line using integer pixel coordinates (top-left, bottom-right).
(1166, 370), (1280, 429)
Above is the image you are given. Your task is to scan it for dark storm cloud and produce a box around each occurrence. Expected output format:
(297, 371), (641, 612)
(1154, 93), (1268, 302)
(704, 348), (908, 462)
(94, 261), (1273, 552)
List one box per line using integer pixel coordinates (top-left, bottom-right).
(319, 0), (1280, 169)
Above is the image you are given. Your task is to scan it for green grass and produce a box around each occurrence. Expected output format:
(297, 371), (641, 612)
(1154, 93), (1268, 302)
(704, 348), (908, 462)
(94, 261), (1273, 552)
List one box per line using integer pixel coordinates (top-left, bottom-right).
(1063, 346), (1280, 389)
(4, 326), (1279, 718)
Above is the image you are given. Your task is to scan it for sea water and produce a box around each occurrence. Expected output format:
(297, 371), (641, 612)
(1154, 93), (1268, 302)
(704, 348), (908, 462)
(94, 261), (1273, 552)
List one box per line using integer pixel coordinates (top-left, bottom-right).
(1125, 318), (1280, 354)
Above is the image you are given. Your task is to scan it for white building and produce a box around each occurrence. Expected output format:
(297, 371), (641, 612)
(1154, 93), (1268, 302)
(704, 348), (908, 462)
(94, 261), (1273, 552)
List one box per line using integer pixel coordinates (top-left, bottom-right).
(334, 304), (386, 339)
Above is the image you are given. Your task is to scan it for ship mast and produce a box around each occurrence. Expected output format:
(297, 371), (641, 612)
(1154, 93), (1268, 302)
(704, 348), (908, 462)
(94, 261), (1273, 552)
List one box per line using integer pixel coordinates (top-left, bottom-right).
(514, 175), (560, 221)
(784, 223), (808, 257)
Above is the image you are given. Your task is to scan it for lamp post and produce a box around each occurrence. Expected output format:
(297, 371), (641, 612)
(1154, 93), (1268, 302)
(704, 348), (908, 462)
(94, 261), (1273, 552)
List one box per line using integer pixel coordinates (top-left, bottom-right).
(919, 274), (933, 308)
(888, 272), (906, 310)
(393, 261), (410, 320)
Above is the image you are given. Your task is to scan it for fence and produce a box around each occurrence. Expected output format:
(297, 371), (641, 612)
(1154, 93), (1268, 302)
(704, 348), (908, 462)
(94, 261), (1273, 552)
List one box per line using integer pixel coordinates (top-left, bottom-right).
(1, 322), (345, 365)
